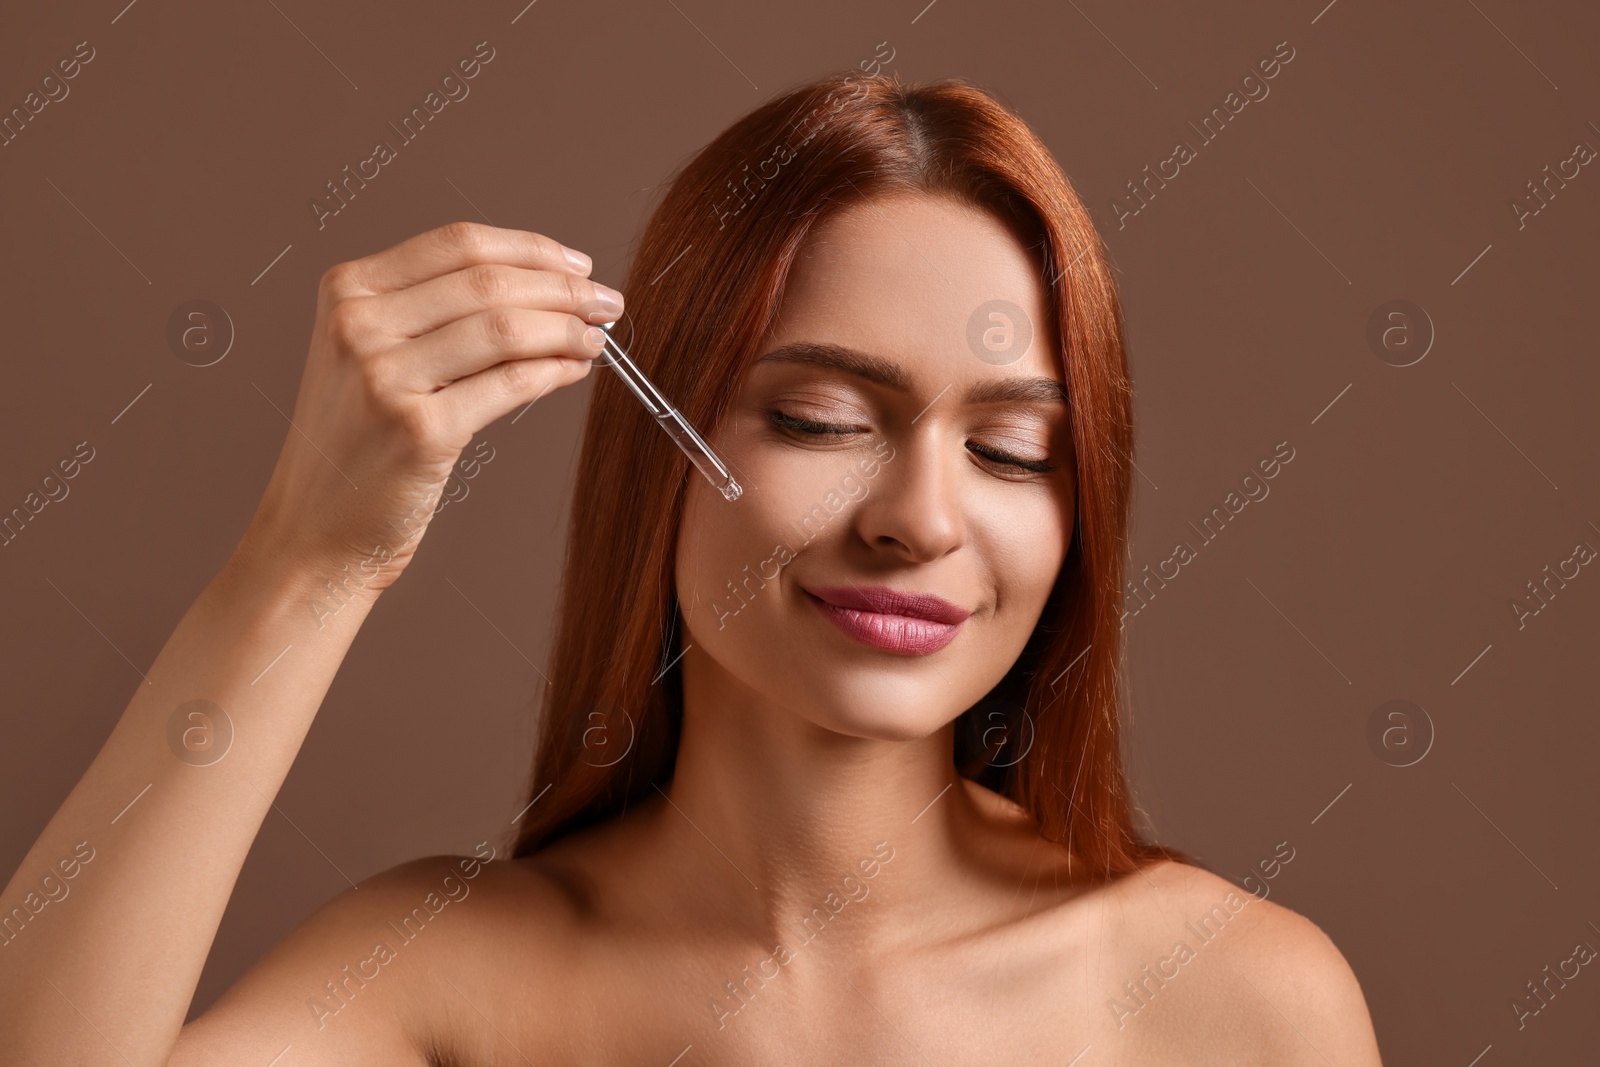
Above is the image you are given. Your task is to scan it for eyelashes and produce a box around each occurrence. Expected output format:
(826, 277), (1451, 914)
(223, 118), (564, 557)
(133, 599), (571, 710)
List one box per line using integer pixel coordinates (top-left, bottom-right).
(765, 408), (1058, 475)
(768, 409), (854, 437)
(967, 440), (1057, 475)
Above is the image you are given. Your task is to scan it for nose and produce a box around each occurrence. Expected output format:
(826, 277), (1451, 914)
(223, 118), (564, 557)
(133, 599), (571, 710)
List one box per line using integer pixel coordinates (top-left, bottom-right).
(853, 431), (966, 563)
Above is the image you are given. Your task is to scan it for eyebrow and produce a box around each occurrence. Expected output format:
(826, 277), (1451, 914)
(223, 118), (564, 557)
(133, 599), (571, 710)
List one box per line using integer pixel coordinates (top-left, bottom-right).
(753, 341), (1070, 407)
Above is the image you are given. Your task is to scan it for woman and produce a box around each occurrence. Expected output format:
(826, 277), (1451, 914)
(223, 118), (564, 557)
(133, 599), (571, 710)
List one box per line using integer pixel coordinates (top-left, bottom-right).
(1, 70), (1382, 1064)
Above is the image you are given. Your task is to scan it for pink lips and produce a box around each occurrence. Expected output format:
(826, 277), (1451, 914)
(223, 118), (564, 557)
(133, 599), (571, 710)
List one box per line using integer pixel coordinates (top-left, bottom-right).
(804, 584), (971, 655)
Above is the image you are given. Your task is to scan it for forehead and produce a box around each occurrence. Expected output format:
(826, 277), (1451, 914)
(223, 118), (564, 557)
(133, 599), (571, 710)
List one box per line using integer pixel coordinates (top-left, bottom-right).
(770, 191), (1061, 385)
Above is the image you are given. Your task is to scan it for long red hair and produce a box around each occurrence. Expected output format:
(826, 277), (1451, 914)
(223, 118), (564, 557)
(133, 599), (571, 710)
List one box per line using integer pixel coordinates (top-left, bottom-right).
(509, 69), (1195, 882)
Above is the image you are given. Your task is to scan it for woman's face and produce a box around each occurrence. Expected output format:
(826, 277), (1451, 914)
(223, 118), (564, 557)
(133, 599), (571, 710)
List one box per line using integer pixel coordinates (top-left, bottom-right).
(673, 191), (1077, 740)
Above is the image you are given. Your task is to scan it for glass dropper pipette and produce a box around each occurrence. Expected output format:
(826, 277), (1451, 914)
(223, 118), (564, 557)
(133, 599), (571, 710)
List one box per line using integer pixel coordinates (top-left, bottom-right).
(593, 320), (743, 502)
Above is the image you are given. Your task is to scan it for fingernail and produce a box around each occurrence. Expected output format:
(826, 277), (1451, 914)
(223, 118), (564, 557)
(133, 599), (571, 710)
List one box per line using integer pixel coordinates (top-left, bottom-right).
(564, 246), (592, 273)
(593, 283), (624, 317)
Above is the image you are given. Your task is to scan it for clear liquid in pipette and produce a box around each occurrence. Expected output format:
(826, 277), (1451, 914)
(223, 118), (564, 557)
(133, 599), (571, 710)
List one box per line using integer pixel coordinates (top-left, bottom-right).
(597, 320), (742, 502)
(654, 409), (743, 501)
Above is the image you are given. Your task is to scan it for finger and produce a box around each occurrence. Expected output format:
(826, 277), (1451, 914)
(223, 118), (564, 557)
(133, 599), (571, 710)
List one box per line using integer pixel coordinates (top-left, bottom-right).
(429, 350), (597, 442)
(333, 221), (591, 296)
(392, 307), (608, 390)
(366, 262), (624, 339)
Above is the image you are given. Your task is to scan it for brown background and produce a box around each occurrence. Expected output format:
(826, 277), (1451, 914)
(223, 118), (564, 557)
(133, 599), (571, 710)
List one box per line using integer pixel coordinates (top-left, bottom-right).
(2, 0), (1597, 1063)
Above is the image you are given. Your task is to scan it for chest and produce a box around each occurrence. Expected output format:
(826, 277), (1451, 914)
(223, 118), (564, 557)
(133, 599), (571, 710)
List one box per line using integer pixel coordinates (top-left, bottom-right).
(465, 943), (1190, 1067)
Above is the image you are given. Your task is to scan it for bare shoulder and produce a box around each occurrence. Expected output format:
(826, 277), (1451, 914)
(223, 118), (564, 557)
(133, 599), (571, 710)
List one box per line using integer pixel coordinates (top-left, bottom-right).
(172, 848), (573, 1067)
(1099, 859), (1383, 1066)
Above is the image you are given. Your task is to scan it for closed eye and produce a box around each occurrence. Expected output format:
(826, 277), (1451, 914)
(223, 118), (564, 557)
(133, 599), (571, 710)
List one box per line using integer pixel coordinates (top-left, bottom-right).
(766, 409), (1057, 475)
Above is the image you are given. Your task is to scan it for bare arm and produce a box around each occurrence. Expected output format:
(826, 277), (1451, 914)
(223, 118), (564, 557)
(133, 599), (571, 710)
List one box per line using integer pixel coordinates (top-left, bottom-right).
(0, 529), (396, 1066)
(0, 221), (622, 1067)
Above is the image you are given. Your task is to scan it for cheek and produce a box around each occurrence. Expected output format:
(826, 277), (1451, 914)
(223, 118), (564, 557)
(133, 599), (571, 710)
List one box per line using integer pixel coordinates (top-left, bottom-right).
(981, 488), (1072, 625)
(673, 460), (796, 631)
(673, 430), (865, 641)
(675, 482), (740, 616)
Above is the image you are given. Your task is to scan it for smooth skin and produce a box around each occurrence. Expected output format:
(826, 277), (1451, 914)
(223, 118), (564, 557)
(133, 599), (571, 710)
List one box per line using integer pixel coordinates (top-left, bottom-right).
(0, 203), (1384, 1065)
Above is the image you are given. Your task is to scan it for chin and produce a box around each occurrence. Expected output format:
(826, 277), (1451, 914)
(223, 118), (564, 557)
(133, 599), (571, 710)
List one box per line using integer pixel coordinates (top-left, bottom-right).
(774, 668), (961, 743)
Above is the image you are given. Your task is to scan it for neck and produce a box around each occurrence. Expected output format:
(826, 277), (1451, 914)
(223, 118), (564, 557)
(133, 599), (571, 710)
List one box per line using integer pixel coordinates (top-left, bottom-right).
(639, 643), (1013, 956)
